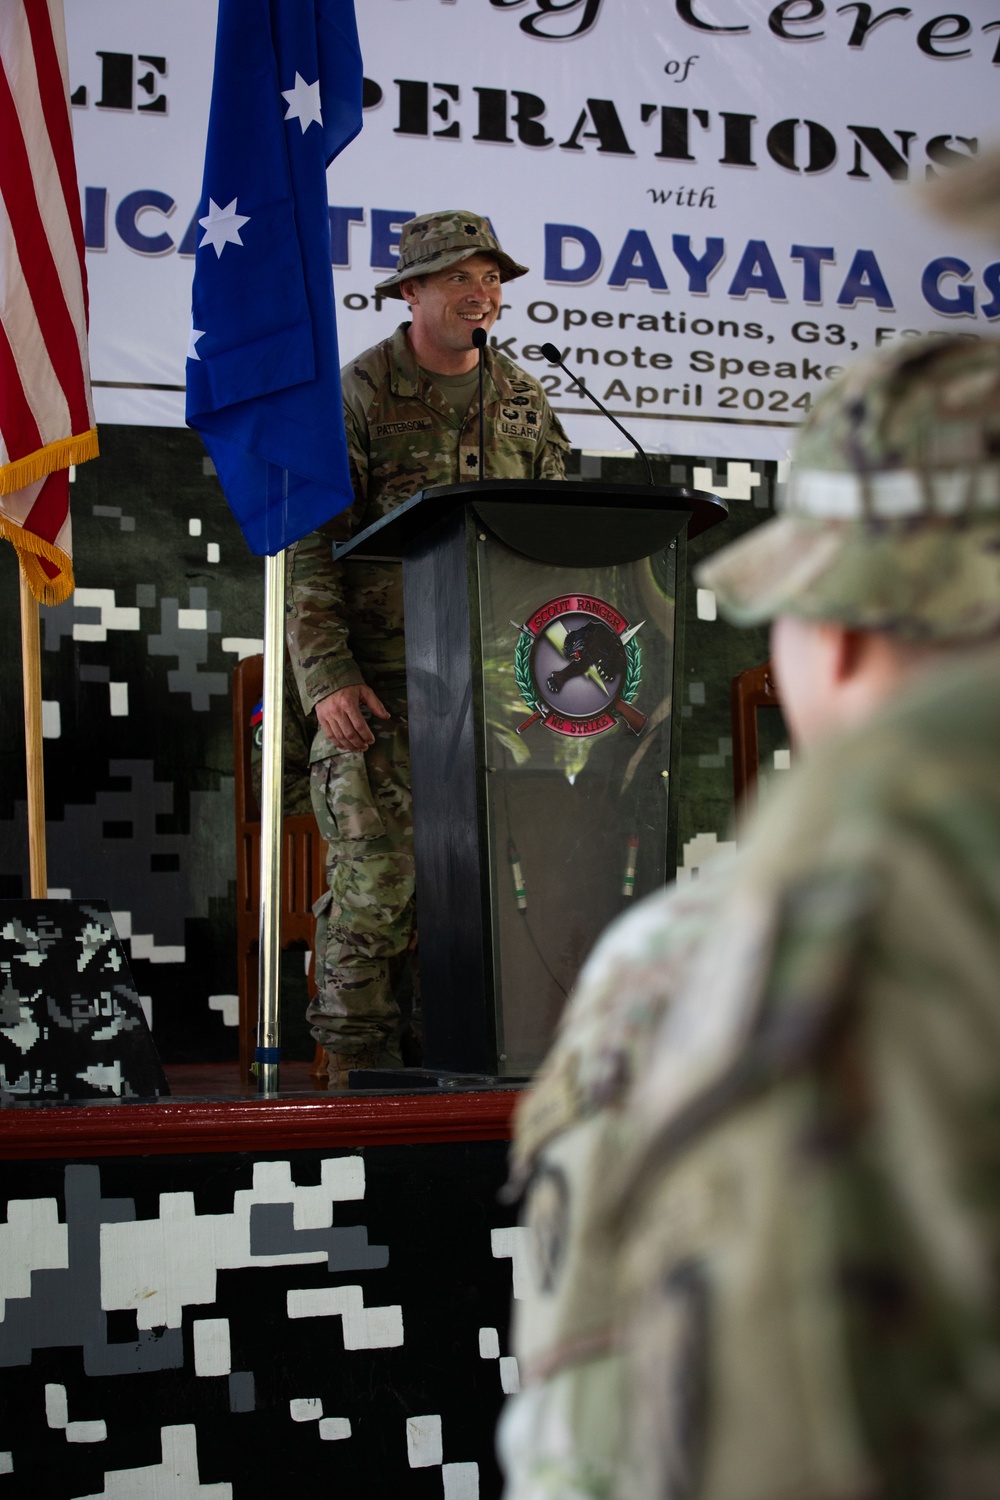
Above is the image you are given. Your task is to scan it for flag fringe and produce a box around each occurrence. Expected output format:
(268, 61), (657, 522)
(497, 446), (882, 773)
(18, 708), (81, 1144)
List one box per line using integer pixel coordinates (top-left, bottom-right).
(0, 429), (99, 497)
(0, 517), (74, 605)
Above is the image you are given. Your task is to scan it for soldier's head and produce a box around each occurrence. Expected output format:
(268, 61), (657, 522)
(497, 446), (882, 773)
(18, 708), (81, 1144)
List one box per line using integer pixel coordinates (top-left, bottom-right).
(374, 210), (528, 370)
(698, 336), (1000, 746)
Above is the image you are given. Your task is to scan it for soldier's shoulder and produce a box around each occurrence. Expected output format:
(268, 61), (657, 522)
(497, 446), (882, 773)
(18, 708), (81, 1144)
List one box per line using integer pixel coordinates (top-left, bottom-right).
(878, 640), (1000, 766)
(802, 642), (1000, 849)
(341, 333), (396, 399)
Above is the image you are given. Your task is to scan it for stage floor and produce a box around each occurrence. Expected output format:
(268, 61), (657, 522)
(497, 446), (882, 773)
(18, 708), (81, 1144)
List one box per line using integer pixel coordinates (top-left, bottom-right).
(163, 1060), (327, 1099)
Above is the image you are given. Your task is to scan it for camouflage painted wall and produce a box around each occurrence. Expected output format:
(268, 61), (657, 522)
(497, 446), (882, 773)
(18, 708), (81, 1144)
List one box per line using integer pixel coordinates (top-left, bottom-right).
(0, 1140), (519, 1498)
(0, 429), (780, 1064)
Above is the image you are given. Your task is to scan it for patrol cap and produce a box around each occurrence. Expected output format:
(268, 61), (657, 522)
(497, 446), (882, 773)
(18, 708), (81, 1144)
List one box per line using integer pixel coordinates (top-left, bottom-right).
(697, 336), (1000, 640)
(374, 210), (528, 298)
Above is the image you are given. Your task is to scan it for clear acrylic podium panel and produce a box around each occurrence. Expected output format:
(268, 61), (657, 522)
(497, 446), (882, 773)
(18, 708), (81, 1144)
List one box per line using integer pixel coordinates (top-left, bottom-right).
(475, 533), (679, 1076)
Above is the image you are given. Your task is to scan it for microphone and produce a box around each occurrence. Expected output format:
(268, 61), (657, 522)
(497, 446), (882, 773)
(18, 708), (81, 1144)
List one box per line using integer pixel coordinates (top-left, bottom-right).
(472, 325), (487, 482)
(541, 342), (654, 485)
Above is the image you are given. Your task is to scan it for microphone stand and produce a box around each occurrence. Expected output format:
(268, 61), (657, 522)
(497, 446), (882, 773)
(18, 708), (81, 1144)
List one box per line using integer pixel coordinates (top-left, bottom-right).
(472, 325), (487, 481)
(541, 342), (654, 485)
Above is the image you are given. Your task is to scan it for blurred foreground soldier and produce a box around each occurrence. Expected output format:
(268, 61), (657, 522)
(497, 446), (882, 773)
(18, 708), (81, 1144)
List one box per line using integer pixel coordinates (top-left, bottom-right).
(499, 332), (1000, 1499)
(614, 334), (1000, 1500)
(498, 861), (734, 1499)
(286, 211), (568, 1086)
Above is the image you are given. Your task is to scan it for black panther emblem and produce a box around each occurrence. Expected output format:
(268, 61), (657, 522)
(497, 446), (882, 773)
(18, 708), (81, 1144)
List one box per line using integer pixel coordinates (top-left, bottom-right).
(546, 619), (625, 695)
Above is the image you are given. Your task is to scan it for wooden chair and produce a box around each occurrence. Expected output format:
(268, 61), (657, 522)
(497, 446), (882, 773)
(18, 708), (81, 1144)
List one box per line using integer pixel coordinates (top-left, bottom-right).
(730, 660), (782, 818)
(232, 654), (328, 1085)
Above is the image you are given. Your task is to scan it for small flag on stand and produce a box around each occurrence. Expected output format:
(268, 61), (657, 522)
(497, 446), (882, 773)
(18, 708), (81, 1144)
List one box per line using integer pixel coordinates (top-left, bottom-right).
(186, 0), (363, 557)
(0, 0), (98, 605)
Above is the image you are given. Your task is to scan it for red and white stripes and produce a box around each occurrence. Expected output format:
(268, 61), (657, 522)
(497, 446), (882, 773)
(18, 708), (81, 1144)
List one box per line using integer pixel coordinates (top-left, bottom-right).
(0, 0), (97, 603)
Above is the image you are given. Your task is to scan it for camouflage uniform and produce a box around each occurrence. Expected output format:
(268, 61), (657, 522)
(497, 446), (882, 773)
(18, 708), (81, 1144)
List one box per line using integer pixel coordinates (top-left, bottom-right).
(617, 642), (1000, 1500)
(250, 657), (314, 818)
(287, 217), (569, 1062)
(500, 335), (1000, 1499)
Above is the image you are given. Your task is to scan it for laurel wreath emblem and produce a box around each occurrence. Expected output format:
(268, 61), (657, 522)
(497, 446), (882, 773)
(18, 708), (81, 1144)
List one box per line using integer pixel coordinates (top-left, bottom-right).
(514, 631), (539, 715)
(621, 638), (641, 705)
(514, 630), (642, 716)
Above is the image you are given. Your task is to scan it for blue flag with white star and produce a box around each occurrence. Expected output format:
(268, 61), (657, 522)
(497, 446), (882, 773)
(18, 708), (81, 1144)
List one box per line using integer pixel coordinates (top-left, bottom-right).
(186, 0), (362, 556)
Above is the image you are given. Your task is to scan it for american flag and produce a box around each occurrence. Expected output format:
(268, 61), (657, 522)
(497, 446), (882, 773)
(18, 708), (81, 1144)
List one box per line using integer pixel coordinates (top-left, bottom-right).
(0, 0), (97, 605)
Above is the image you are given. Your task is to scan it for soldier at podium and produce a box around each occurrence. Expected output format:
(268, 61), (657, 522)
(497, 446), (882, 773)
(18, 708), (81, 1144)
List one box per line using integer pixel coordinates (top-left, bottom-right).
(286, 210), (569, 1087)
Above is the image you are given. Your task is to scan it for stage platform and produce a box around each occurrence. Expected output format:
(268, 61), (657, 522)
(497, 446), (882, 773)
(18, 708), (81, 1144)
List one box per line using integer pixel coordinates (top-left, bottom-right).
(0, 1070), (524, 1498)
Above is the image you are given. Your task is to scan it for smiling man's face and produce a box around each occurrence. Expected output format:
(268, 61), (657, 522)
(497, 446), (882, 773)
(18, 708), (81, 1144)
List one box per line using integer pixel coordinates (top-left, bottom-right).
(401, 253), (502, 373)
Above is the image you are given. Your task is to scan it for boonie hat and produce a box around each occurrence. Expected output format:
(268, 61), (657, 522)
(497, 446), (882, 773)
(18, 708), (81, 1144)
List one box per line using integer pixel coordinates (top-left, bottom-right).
(374, 210), (528, 298)
(697, 336), (1000, 641)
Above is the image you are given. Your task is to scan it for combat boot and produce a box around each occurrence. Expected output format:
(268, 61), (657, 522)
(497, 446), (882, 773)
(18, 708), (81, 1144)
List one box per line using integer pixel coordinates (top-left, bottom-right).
(326, 1044), (383, 1089)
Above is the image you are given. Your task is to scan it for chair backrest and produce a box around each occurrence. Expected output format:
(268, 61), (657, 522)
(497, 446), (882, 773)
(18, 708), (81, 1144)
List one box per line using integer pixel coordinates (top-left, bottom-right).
(730, 660), (780, 813)
(233, 652), (264, 824)
(232, 654), (324, 923)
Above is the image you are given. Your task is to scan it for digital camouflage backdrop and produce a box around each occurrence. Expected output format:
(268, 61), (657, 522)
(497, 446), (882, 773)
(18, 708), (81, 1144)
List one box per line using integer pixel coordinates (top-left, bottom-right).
(0, 428), (779, 1064)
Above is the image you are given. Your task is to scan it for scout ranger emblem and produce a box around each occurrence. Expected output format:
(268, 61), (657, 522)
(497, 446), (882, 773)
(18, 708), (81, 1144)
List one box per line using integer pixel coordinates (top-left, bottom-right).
(514, 594), (646, 737)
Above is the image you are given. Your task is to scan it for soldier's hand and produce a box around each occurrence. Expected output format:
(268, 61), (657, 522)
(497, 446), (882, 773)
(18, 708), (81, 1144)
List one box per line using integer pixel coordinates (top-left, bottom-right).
(316, 684), (390, 752)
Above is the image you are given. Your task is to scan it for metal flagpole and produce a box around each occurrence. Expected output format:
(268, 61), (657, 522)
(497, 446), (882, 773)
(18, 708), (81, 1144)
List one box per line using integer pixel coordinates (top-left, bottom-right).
(256, 548), (286, 1095)
(19, 571), (48, 898)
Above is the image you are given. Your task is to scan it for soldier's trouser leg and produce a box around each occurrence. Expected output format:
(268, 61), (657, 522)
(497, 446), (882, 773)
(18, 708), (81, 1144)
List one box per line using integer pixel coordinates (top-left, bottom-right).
(305, 701), (413, 1057)
(250, 655), (315, 817)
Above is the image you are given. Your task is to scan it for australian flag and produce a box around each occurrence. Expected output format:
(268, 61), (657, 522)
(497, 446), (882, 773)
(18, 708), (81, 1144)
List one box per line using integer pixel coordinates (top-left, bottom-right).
(186, 0), (362, 556)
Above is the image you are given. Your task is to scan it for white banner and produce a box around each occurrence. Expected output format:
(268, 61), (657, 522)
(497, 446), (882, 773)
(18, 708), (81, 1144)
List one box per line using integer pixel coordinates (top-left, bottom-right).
(67, 0), (1000, 458)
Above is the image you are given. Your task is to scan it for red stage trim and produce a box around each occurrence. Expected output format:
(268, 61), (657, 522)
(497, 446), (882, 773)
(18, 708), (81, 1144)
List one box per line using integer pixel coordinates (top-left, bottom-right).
(0, 1090), (521, 1161)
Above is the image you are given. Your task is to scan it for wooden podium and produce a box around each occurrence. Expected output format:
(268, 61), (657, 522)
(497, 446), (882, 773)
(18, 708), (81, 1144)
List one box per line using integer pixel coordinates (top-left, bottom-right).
(336, 479), (726, 1077)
